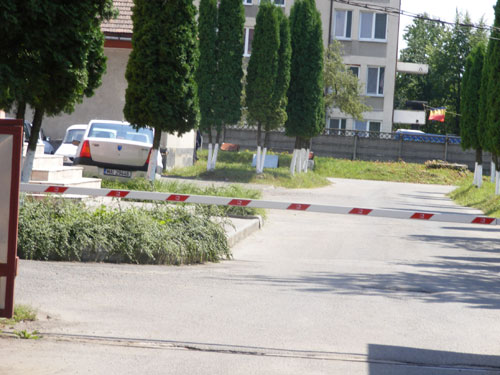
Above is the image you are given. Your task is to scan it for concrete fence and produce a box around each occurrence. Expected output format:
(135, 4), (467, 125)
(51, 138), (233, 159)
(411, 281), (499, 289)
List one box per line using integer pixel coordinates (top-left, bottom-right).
(204, 127), (493, 174)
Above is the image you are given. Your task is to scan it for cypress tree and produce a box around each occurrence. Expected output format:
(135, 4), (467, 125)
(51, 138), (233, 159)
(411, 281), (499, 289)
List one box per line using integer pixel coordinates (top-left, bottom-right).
(213, 0), (245, 143)
(285, 0), (324, 151)
(246, 0), (280, 147)
(197, 0), (218, 145)
(268, 9), (291, 140)
(124, 0), (199, 180)
(485, 0), (500, 189)
(460, 43), (485, 158)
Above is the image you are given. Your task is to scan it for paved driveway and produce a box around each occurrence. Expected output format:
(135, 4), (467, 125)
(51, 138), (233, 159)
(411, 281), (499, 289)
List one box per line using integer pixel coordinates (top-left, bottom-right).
(2, 179), (500, 374)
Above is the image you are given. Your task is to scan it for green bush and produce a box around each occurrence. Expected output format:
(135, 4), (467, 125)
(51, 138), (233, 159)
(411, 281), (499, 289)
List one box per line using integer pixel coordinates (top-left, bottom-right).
(18, 197), (231, 265)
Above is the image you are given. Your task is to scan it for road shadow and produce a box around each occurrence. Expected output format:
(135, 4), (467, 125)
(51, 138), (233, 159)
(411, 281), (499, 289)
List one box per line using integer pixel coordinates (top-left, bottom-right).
(368, 344), (500, 374)
(220, 234), (500, 309)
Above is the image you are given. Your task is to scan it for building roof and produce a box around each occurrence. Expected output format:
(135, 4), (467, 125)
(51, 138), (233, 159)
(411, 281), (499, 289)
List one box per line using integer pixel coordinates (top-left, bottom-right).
(101, 0), (133, 36)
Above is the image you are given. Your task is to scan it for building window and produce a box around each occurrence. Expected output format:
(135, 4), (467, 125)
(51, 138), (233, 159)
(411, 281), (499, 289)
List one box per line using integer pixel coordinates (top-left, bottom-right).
(359, 12), (387, 41)
(367, 66), (385, 96)
(348, 65), (359, 78)
(244, 28), (254, 56)
(258, 0), (285, 6)
(355, 120), (382, 133)
(243, 0), (253, 5)
(327, 118), (347, 135)
(334, 10), (352, 39)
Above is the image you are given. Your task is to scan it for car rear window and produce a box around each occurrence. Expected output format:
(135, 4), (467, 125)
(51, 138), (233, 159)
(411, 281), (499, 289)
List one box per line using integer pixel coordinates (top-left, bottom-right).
(63, 129), (85, 143)
(88, 122), (153, 144)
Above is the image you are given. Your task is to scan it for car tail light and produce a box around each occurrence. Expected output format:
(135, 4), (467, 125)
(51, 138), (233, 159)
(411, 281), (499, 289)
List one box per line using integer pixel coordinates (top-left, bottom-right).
(80, 140), (91, 158)
(146, 148), (152, 164)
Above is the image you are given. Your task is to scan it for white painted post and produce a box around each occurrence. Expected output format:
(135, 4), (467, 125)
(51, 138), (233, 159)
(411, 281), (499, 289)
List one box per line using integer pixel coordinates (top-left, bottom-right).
(256, 146), (261, 174)
(211, 143), (219, 170)
(146, 148), (159, 181)
(304, 148), (310, 173)
(290, 149), (297, 176)
(260, 147), (267, 174)
(296, 149), (303, 174)
(207, 144), (213, 171)
(491, 161), (496, 183)
(478, 164), (483, 188)
(496, 172), (500, 195)
(473, 162), (478, 186)
(20, 149), (36, 183)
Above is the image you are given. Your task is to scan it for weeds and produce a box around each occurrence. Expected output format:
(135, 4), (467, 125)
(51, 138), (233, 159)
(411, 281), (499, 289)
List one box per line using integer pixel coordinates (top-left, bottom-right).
(18, 197), (231, 264)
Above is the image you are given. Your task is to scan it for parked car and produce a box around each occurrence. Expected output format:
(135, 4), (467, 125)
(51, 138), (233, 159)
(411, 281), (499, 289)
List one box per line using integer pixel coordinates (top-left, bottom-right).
(23, 121), (55, 154)
(394, 129), (461, 144)
(73, 120), (163, 179)
(55, 124), (88, 165)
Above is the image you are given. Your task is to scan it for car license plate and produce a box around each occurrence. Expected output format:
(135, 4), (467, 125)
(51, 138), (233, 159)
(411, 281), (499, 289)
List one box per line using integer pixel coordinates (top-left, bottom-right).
(103, 168), (132, 178)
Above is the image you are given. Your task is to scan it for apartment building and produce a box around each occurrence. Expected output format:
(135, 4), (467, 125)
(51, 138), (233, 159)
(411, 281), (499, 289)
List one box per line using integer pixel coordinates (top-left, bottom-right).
(242, 0), (403, 133)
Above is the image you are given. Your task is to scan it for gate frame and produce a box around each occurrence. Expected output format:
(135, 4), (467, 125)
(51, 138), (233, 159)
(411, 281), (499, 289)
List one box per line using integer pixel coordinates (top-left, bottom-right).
(0, 119), (23, 318)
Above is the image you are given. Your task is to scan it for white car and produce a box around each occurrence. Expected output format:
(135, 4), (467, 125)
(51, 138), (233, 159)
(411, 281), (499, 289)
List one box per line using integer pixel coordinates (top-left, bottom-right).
(73, 120), (163, 179)
(55, 124), (87, 165)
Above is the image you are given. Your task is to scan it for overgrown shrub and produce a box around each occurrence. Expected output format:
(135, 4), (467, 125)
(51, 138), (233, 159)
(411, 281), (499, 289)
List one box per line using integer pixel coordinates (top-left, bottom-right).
(18, 197), (231, 265)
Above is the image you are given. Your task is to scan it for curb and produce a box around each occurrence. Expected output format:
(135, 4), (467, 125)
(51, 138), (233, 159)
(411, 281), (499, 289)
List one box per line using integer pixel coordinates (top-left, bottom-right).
(225, 216), (262, 248)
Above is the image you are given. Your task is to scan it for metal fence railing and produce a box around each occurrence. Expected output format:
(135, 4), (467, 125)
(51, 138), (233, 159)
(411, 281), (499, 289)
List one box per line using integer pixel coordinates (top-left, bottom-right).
(225, 124), (461, 145)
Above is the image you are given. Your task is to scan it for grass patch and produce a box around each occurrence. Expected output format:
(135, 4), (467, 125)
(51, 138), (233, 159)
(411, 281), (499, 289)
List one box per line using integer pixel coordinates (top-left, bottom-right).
(449, 180), (500, 217)
(165, 149), (471, 187)
(18, 197), (231, 265)
(166, 149), (330, 189)
(314, 158), (471, 185)
(101, 177), (265, 217)
(0, 304), (37, 331)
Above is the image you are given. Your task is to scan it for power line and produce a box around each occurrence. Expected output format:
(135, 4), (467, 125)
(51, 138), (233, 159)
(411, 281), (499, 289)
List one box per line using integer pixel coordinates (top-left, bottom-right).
(333, 0), (500, 35)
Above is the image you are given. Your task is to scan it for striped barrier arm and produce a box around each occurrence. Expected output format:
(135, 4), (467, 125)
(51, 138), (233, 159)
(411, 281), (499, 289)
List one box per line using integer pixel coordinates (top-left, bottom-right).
(20, 183), (499, 226)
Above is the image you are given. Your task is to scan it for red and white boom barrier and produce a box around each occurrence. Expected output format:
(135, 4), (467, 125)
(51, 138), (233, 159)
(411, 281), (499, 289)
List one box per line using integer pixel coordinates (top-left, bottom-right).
(20, 183), (498, 226)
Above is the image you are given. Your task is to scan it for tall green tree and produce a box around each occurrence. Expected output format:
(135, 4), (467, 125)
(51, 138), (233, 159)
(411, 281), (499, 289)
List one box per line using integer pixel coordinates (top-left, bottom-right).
(124, 0), (199, 181)
(396, 12), (487, 135)
(246, 1), (280, 148)
(285, 0), (324, 155)
(324, 40), (369, 120)
(0, 1), (115, 182)
(460, 42), (486, 185)
(484, 0), (500, 191)
(395, 15), (445, 110)
(268, 9), (291, 141)
(197, 0), (218, 145)
(213, 0), (245, 143)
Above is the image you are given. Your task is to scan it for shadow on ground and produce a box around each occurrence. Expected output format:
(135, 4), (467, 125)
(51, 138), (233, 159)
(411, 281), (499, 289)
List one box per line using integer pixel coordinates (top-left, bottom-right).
(368, 344), (500, 374)
(215, 232), (500, 309)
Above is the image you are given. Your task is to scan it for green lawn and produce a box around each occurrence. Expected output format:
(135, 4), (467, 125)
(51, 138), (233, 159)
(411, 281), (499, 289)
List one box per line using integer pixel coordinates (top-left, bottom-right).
(165, 149), (471, 187)
(164, 149), (500, 217)
(449, 180), (500, 217)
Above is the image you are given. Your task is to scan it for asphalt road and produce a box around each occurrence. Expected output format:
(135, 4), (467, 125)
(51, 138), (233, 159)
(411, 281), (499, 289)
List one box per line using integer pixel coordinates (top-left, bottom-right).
(2, 178), (500, 374)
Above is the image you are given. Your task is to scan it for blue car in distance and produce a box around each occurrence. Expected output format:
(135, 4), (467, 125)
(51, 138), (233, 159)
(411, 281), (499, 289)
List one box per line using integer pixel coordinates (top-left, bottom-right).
(394, 129), (460, 144)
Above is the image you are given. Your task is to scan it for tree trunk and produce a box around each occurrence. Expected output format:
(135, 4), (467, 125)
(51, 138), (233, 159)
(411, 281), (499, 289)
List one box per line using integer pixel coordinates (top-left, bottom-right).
(16, 102), (26, 120)
(257, 122), (262, 147)
(147, 127), (163, 182)
(215, 128), (221, 145)
(264, 130), (270, 148)
(476, 148), (483, 165)
(21, 106), (44, 183)
(208, 127), (213, 144)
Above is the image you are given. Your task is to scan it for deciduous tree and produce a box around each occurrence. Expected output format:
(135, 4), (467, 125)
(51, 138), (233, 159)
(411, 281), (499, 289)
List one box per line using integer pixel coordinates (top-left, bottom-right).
(0, 1), (115, 182)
